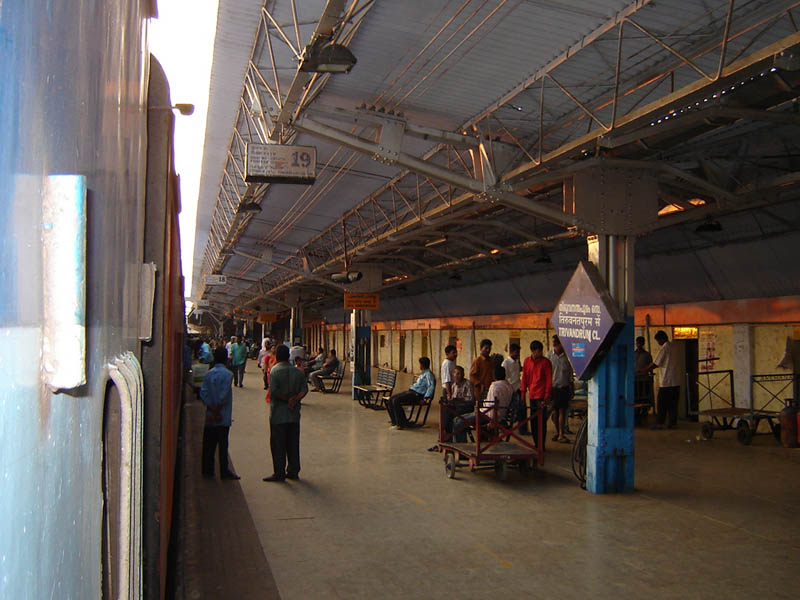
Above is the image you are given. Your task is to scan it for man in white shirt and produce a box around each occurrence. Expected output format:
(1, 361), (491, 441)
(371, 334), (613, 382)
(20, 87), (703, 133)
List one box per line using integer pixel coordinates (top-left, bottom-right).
(289, 342), (305, 364)
(453, 365), (513, 442)
(649, 330), (680, 430)
(440, 345), (458, 399)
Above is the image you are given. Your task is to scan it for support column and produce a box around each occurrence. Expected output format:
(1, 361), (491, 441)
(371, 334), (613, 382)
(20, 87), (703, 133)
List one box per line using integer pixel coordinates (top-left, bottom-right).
(351, 309), (371, 399)
(586, 234), (635, 494)
(289, 304), (303, 346)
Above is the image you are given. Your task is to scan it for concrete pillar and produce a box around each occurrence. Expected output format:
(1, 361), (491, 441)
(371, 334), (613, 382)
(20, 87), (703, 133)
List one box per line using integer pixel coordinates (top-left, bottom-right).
(290, 304), (303, 346)
(732, 324), (752, 409)
(586, 235), (635, 494)
(351, 310), (371, 398)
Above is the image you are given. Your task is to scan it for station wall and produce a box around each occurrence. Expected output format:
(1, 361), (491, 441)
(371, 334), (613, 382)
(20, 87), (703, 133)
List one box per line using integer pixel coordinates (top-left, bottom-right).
(319, 296), (800, 418)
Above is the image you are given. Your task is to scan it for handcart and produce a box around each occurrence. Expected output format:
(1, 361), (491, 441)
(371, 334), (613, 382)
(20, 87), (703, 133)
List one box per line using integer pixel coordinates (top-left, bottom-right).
(438, 397), (544, 481)
(697, 370), (796, 444)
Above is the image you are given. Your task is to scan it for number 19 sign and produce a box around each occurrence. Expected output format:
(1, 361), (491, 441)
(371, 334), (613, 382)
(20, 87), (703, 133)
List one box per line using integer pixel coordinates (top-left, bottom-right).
(245, 143), (316, 184)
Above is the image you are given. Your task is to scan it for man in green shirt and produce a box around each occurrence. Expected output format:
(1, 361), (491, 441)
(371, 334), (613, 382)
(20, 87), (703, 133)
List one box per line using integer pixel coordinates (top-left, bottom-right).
(230, 336), (248, 387)
(263, 344), (308, 482)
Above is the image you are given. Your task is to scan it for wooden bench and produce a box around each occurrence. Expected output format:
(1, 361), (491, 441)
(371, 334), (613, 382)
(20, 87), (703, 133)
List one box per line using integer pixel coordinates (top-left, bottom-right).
(354, 368), (397, 410)
(319, 362), (346, 394)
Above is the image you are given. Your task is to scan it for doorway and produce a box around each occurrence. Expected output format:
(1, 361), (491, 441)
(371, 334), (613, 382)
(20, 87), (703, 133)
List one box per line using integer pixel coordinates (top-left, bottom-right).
(674, 339), (699, 420)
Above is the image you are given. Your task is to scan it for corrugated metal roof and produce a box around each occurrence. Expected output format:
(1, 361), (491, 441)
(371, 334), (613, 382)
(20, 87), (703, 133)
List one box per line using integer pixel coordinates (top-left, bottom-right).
(192, 0), (268, 298)
(195, 0), (800, 316)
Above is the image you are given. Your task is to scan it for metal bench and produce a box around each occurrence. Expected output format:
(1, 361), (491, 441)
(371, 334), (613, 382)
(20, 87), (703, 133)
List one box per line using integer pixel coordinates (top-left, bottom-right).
(319, 362), (346, 394)
(354, 367), (396, 410)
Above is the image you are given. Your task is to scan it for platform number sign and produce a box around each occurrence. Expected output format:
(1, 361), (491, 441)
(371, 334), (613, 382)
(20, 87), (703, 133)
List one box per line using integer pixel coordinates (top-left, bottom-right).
(245, 143), (316, 184)
(550, 261), (625, 380)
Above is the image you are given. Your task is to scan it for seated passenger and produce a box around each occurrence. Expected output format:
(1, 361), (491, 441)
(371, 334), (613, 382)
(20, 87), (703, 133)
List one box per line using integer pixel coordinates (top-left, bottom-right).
(304, 347), (325, 376)
(386, 357), (436, 429)
(441, 366), (475, 438)
(309, 349), (340, 391)
(453, 365), (513, 442)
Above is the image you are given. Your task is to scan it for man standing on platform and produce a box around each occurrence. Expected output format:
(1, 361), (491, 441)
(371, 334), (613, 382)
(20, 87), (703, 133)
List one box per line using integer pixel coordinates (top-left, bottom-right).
(230, 336), (248, 387)
(649, 330), (680, 430)
(470, 339), (494, 399)
(521, 340), (552, 453)
(441, 344), (458, 399)
(547, 335), (573, 443)
(200, 347), (240, 480)
(263, 344), (308, 482)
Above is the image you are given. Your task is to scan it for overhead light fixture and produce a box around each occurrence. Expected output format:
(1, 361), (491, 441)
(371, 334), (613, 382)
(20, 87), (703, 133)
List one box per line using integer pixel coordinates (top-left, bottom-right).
(300, 42), (357, 73)
(490, 248), (500, 255)
(148, 103), (195, 116)
(695, 219), (723, 233)
(331, 271), (363, 283)
(237, 202), (262, 214)
(425, 236), (447, 247)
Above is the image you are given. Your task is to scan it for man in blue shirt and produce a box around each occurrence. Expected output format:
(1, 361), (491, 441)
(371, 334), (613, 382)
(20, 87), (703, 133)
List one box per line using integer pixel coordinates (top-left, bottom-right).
(198, 338), (213, 364)
(386, 357), (436, 429)
(230, 336), (248, 387)
(263, 345), (309, 482)
(200, 347), (240, 480)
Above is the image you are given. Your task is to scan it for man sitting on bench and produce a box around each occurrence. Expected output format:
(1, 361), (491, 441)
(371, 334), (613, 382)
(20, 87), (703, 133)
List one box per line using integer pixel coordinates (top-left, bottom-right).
(309, 349), (339, 392)
(386, 357), (436, 429)
(452, 365), (513, 442)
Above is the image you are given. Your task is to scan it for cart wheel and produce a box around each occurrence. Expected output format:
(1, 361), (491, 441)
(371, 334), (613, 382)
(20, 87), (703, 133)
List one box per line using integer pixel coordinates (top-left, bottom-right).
(444, 452), (456, 479)
(700, 422), (714, 440)
(737, 421), (753, 445)
(494, 460), (508, 481)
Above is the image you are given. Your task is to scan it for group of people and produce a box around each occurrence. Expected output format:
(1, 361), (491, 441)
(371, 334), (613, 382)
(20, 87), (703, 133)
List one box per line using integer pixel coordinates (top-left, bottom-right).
(256, 339), (341, 393)
(198, 335), (342, 485)
(198, 340), (310, 484)
(388, 335), (575, 448)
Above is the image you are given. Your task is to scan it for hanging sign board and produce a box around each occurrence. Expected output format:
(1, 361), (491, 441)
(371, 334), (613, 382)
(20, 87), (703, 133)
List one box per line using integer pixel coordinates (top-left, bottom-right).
(196, 300), (210, 308)
(550, 261), (625, 380)
(344, 293), (379, 310)
(245, 143), (316, 184)
(204, 274), (227, 286)
(257, 313), (277, 324)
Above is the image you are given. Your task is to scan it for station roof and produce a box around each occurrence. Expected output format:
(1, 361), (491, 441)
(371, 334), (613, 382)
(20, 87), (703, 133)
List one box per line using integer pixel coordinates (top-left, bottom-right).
(192, 0), (800, 323)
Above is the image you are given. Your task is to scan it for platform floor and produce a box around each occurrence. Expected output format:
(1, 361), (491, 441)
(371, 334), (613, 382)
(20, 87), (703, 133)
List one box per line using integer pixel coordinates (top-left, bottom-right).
(192, 363), (800, 599)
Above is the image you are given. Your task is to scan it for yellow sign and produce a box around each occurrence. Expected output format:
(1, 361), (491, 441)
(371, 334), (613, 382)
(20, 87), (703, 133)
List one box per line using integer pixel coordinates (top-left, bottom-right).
(673, 326), (699, 339)
(509, 329), (521, 338)
(344, 293), (379, 310)
(257, 313), (276, 324)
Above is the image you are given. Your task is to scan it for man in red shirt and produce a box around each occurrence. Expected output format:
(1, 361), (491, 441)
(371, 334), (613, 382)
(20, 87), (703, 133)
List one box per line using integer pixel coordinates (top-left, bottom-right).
(521, 340), (552, 453)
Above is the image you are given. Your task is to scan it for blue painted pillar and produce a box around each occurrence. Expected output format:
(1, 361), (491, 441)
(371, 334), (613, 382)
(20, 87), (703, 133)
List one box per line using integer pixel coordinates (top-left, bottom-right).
(587, 316), (635, 493)
(587, 234), (635, 494)
(351, 309), (371, 399)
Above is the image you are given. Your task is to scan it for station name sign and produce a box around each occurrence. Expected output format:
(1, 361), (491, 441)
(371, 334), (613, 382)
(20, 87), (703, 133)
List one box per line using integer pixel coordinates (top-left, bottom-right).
(550, 261), (624, 380)
(245, 143), (316, 184)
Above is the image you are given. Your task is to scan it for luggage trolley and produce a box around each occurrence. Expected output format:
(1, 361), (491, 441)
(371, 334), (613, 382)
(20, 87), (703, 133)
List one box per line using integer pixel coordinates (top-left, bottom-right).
(697, 371), (795, 444)
(438, 397), (544, 481)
